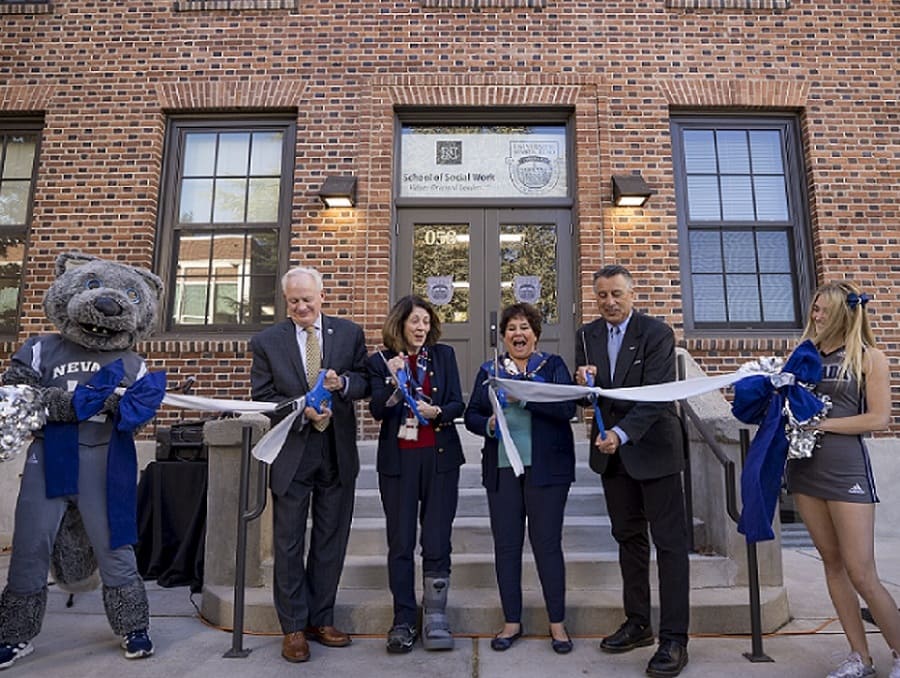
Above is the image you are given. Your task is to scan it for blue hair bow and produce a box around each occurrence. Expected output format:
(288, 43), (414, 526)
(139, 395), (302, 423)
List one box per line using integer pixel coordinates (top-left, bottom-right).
(847, 292), (870, 309)
(732, 340), (826, 543)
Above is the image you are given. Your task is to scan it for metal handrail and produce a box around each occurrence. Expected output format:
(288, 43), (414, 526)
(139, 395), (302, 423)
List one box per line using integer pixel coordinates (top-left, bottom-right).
(676, 353), (772, 663)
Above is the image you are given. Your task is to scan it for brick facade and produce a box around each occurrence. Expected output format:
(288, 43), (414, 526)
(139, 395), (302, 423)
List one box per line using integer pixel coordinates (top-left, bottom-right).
(1, 0), (897, 434)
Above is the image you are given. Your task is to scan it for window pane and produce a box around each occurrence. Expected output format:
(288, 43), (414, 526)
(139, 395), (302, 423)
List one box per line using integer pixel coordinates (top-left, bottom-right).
(213, 178), (246, 223)
(247, 178), (280, 222)
(217, 133), (251, 177)
(0, 236), (25, 332)
(412, 223), (470, 323)
(754, 176), (789, 221)
(761, 275), (796, 322)
(499, 222), (558, 324)
(716, 130), (750, 174)
(756, 230), (791, 272)
(726, 274), (761, 322)
(692, 275), (726, 322)
(213, 279), (239, 324)
(723, 231), (756, 272)
(183, 133), (217, 176)
(3, 136), (36, 178)
(179, 178), (213, 223)
(683, 130), (717, 173)
(721, 175), (754, 220)
(686, 175), (720, 221)
(689, 230), (722, 273)
(749, 131), (784, 173)
(250, 132), (283, 175)
(0, 181), (30, 225)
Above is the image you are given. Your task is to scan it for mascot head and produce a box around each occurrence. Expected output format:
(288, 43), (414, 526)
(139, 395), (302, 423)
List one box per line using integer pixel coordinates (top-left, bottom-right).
(44, 252), (163, 351)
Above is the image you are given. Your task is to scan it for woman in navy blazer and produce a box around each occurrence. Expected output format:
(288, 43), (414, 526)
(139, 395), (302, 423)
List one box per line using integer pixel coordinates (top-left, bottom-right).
(367, 295), (465, 654)
(464, 303), (576, 654)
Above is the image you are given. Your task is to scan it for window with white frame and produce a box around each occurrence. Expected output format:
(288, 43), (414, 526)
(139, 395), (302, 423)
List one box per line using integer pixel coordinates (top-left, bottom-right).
(157, 118), (295, 332)
(670, 115), (813, 332)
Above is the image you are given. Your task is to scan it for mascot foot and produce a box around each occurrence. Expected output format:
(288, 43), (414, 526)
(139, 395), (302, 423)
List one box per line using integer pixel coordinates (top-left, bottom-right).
(102, 580), (150, 637)
(0, 588), (46, 647)
(120, 629), (153, 659)
(0, 641), (34, 670)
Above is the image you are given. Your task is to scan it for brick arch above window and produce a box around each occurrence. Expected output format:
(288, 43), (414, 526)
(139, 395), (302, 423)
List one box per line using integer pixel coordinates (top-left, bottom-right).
(0, 85), (56, 113)
(154, 81), (309, 113)
(656, 78), (809, 110)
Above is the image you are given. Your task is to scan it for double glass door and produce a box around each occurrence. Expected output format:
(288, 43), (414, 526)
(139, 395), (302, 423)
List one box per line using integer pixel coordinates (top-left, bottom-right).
(396, 208), (574, 396)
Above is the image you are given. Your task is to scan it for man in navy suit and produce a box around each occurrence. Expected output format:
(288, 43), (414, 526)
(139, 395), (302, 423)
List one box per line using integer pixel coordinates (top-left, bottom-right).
(250, 266), (368, 664)
(575, 265), (690, 678)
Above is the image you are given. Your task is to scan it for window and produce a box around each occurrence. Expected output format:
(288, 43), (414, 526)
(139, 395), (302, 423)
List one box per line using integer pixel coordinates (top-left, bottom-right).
(671, 116), (813, 332)
(0, 122), (40, 335)
(157, 118), (295, 332)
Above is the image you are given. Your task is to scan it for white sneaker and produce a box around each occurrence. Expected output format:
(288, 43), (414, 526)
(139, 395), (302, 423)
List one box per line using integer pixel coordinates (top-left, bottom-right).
(827, 651), (876, 678)
(889, 649), (900, 678)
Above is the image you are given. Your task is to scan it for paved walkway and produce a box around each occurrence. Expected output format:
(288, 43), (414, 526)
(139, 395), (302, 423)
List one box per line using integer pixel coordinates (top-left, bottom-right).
(3, 542), (900, 677)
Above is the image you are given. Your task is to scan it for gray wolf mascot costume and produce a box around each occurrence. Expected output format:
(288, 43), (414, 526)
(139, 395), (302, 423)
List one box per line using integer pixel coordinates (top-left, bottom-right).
(0, 252), (166, 669)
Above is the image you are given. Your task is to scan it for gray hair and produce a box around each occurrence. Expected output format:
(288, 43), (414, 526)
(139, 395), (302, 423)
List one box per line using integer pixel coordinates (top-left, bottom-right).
(282, 266), (323, 292)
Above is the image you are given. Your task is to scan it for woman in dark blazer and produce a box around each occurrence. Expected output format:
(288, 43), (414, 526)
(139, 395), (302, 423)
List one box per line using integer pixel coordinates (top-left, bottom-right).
(464, 302), (576, 654)
(367, 295), (465, 654)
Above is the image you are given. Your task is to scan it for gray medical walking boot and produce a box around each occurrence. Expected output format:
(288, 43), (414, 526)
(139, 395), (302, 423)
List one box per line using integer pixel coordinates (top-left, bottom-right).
(422, 575), (453, 651)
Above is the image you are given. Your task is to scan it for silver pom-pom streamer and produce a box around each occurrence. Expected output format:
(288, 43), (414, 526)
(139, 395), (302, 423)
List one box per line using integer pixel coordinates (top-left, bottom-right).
(784, 392), (832, 460)
(0, 385), (47, 461)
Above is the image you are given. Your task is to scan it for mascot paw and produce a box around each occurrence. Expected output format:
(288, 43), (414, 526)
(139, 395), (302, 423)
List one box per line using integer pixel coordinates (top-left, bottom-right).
(102, 392), (121, 415)
(43, 386), (77, 422)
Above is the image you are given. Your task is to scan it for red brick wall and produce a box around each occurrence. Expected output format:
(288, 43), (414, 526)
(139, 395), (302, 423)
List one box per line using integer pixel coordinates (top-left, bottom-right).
(0, 0), (896, 434)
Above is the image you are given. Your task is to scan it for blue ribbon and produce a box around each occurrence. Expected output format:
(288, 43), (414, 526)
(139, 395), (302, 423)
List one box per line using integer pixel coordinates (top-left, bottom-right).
(732, 340), (825, 543)
(583, 371), (607, 440)
(305, 370), (333, 416)
(44, 360), (166, 550)
(847, 292), (870, 309)
(395, 366), (428, 425)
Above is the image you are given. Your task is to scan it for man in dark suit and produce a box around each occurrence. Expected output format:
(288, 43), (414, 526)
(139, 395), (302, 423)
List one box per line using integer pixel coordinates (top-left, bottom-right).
(575, 265), (689, 678)
(250, 266), (369, 664)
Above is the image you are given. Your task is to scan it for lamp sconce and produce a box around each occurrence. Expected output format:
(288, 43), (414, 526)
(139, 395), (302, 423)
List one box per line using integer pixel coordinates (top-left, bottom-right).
(317, 175), (357, 208)
(611, 173), (654, 207)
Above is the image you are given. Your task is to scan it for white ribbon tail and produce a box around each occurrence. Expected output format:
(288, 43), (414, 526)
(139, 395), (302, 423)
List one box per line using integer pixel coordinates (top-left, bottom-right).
(251, 396), (307, 464)
(488, 383), (524, 477)
(161, 392), (279, 413)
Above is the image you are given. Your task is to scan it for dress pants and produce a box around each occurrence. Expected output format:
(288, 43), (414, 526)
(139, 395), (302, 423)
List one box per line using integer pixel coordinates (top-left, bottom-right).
(601, 453), (690, 646)
(271, 429), (355, 634)
(378, 445), (460, 627)
(486, 467), (569, 624)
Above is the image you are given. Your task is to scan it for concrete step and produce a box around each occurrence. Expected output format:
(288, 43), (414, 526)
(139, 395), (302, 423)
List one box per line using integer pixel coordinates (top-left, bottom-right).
(202, 580), (787, 636)
(780, 522), (814, 549)
(338, 515), (619, 556)
(351, 484), (607, 519)
(354, 461), (602, 490)
(260, 551), (737, 590)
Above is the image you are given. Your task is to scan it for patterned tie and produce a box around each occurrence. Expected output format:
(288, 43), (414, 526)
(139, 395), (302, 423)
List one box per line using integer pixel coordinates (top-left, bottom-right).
(608, 325), (623, 381)
(304, 326), (328, 431)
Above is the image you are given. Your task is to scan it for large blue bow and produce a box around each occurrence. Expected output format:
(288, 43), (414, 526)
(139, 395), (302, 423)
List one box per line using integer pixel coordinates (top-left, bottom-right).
(44, 360), (166, 550)
(732, 340), (825, 542)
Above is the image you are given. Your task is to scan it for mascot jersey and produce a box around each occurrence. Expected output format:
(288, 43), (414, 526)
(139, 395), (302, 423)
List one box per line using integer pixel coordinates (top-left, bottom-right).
(13, 334), (146, 446)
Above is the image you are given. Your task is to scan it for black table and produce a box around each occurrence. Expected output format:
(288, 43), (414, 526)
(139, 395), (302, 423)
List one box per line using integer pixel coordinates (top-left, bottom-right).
(136, 460), (207, 592)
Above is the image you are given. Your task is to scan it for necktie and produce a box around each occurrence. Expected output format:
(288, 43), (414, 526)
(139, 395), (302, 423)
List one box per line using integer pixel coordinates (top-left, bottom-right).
(304, 326), (328, 431)
(608, 325), (623, 380)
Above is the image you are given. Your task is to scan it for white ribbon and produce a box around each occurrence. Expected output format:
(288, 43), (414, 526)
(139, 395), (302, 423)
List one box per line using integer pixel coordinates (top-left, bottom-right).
(487, 363), (767, 477)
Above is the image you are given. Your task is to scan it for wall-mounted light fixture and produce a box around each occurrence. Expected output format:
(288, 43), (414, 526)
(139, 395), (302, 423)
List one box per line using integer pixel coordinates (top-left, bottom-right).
(611, 173), (654, 207)
(317, 175), (357, 208)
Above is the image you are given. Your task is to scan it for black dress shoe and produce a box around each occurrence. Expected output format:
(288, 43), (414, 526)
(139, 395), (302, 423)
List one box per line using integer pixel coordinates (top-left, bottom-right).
(600, 621), (654, 653)
(490, 628), (523, 651)
(646, 640), (688, 677)
(550, 627), (573, 655)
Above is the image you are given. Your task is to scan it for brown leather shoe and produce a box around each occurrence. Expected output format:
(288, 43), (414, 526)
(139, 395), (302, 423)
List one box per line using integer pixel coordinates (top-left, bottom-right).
(304, 625), (352, 647)
(282, 631), (311, 662)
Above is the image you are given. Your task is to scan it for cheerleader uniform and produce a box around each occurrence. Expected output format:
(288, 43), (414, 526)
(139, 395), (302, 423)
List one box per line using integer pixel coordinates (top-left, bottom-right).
(786, 348), (878, 503)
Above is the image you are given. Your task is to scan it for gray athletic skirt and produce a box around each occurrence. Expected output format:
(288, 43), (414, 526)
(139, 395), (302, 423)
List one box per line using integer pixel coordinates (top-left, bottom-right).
(785, 433), (878, 503)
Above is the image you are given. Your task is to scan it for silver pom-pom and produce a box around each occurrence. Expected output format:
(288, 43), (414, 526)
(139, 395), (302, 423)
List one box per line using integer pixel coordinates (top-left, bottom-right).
(0, 385), (47, 461)
(784, 393), (833, 460)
